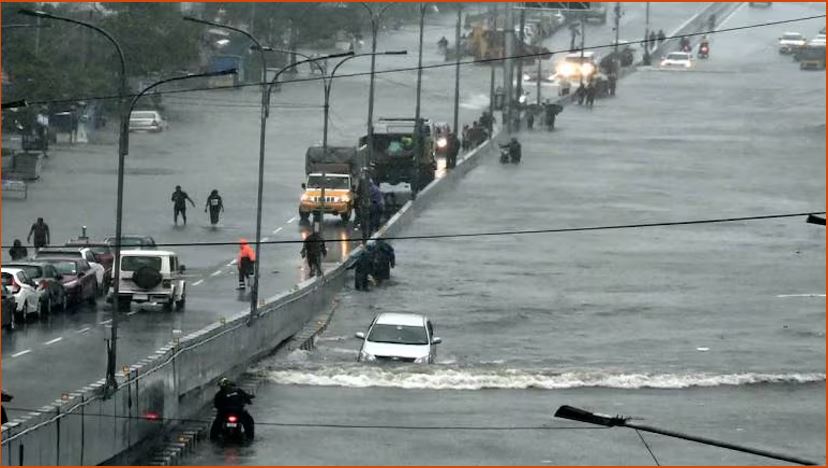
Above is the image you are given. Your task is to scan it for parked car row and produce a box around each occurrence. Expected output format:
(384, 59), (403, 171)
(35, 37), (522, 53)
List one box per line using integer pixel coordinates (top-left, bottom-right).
(1, 234), (161, 331)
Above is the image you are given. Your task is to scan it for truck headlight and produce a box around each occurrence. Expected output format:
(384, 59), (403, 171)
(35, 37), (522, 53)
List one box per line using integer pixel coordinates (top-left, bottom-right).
(436, 137), (447, 148)
(359, 351), (376, 362)
(413, 356), (428, 364)
(581, 63), (595, 76)
(557, 63), (575, 77)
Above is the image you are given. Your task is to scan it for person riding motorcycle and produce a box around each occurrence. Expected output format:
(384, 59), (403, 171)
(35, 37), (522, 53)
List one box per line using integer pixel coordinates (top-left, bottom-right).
(679, 36), (691, 53)
(211, 378), (255, 441)
(500, 138), (522, 163)
(698, 37), (710, 57)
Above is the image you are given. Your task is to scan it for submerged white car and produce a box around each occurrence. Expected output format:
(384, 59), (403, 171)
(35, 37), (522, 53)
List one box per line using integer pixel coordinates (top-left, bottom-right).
(660, 52), (693, 68)
(355, 312), (441, 364)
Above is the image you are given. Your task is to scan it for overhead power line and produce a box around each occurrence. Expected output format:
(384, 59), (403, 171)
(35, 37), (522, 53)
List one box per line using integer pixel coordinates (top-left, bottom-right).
(3, 405), (606, 431)
(2, 211), (822, 250)
(9, 14), (825, 108)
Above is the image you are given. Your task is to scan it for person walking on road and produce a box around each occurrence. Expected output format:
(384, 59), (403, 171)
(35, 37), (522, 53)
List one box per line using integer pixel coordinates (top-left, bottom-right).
(301, 223), (327, 278)
(347, 244), (374, 291)
(368, 180), (385, 235)
(171, 185), (196, 226)
(586, 81), (596, 108)
(371, 239), (396, 283)
(576, 83), (586, 105)
(236, 238), (256, 290)
(205, 189), (224, 226)
(657, 29), (666, 45)
(27, 217), (50, 253)
(526, 111), (535, 130)
(8, 239), (28, 261)
(608, 72), (617, 97)
(446, 132), (460, 169)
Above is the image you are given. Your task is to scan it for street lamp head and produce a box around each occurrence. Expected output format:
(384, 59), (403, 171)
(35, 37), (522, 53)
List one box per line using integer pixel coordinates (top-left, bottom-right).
(383, 50), (408, 55)
(553, 405), (627, 427)
(182, 15), (214, 27)
(18, 9), (50, 18)
(326, 51), (355, 59)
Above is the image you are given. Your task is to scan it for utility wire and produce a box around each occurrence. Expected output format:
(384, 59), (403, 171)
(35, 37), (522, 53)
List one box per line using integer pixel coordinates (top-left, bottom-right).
(2, 212), (822, 250)
(9, 14), (824, 108)
(636, 429), (662, 466)
(2, 405), (606, 431)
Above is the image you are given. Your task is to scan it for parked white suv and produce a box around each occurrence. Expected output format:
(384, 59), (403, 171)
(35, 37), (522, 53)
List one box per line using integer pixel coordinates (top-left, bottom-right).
(108, 250), (186, 311)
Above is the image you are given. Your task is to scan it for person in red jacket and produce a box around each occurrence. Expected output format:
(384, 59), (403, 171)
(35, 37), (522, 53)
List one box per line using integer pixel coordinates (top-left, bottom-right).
(237, 239), (256, 290)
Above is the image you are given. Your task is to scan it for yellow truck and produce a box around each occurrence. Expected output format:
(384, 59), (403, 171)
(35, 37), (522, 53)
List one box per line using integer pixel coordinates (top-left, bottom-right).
(298, 146), (361, 223)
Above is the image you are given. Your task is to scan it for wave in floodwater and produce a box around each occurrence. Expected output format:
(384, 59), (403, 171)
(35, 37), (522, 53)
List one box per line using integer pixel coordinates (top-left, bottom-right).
(258, 365), (825, 391)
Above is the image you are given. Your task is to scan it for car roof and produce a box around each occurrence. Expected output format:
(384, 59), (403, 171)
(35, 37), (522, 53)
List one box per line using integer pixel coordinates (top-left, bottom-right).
(37, 247), (86, 254)
(308, 172), (349, 177)
(1, 267), (25, 275)
(120, 249), (176, 257)
(374, 312), (427, 327)
(783, 32), (803, 36)
(34, 256), (82, 264)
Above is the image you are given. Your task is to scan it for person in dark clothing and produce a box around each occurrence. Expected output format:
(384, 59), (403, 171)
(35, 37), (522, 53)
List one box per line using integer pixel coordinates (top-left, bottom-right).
(8, 239), (28, 261)
(371, 240), (396, 283)
(171, 185), (196, 226)
(205, 190), (224, 226)
(608, 73), (618, 97)
(500, 138), (522, 162)
(211, 378), (254, 441)
(347, 246), (374, 291)
(237, 239), (255, 290)
(586, 82), (596, 108)
(649, 31), (657, 47)
(27, 218), (50, 252)
(446, 132), (460, 169)
(2, 391), (12, 425)
(526, 112), (535, 130)
(301, 224), (327, 277)
(576, 83), (587, 105)
(368, 181), (384, 235)
(657, 29), (666, 45)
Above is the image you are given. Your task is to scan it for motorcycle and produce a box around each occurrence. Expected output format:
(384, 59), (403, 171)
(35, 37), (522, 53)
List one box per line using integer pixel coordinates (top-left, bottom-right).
(499, 147), (520, 164)
(697, 44), (709, 59)
(681, 44), (693, 53)
(212, 411), (254, 443)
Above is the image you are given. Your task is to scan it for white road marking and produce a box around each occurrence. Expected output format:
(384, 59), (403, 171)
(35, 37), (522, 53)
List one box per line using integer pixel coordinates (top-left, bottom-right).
(44, 337), (63, 345)
(776, 294), (826, 298)
(272, 227), (283, 234)
(126, 310), (138, 316)
(76, 327), (91, 334)
(262, 237), (270, 242)
(210, 270), (223, 277)
(99, 319), (112, 325)
(193, 279), (204, 286)
(287, 216), (297, 224)
(715, 2), (745, 31)
(11, 350), (31, 358)
(227, 260), (237, 266)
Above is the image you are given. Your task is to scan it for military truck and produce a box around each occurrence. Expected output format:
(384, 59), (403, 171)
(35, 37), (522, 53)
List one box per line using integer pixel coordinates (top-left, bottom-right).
(359, 118), (436, 191)
(298, 146), (362, 223)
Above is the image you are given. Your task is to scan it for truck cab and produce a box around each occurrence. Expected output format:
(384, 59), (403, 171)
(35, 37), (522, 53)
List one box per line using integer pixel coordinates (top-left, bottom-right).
(299, 173), (354, 223)
(360, 118), (436, 191)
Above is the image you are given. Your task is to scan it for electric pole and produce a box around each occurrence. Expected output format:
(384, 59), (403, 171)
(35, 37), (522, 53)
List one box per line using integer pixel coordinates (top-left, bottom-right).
(452, 4), (462, 138)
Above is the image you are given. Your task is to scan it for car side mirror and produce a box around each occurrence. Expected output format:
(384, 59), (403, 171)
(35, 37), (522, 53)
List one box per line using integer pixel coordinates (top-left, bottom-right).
(355, 332), (366, 340)
(301, 183), (307, 190)
(179, 265), (186, 273)
(431, 337), (442, 345)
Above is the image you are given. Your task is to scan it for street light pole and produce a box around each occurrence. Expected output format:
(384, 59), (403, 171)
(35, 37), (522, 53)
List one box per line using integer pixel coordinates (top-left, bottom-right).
(19, 8), (128, 395)
(183, 16), (269, 320)
(452, 4), (462, 146)
(554, 405), (819, 466)
(643, 2), (651, 65)
(412, 2), (427, 199)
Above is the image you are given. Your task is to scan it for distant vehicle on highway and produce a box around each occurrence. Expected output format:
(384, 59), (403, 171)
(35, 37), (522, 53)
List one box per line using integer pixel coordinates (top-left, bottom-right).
(2, 284), (17, 330)
(555, 51), (599, 82)
(778, 32), (806, 54)
(4, 262), (68, 313)
(129, 110), (167, 133)
(104, 235), (157, 250)
(34, 247), (107, 293)
(108, 250), (186, 311)
(34, 258), (98, 307)
(355, 312), (441, 364)
(748, 2), (772, 7)
(1, 268), (44, 320)
(660, 52), (693, 68)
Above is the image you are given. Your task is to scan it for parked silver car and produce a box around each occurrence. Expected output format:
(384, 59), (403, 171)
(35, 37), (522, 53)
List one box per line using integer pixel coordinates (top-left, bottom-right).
(355, 312), (441, 364)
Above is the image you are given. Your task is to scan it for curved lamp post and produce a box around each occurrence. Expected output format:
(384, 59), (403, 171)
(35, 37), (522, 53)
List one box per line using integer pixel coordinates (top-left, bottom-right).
(554, 405), (818, 466)
(19, 8), (128, 395)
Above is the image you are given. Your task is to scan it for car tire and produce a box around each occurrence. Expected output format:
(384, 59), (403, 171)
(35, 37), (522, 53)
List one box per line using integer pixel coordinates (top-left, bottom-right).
(133, 266), (162, 290)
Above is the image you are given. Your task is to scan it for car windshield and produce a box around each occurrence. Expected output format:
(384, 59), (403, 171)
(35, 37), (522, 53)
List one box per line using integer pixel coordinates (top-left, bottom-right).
(131, 112), (157, 120)
(51, 262), (77, 275)
(307, 175), (350, 190)
(667, 53), (690, 60)
(782, 34), (803, 40)
(121, 256), (162, 271)
(367, 324), (429, 345)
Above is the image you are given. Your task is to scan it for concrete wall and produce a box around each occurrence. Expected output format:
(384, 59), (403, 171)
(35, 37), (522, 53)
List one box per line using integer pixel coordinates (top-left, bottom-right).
(1, 4), (733, 465)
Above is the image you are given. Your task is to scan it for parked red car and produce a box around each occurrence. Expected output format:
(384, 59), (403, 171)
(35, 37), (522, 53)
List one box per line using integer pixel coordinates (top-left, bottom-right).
(34, 257), (98, 307)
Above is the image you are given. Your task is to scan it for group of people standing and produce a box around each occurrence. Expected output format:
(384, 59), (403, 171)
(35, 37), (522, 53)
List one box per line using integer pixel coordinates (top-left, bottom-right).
(347, 239), (396, 291)
(461, 111), (495, 151)
(171, 185), (224, 227)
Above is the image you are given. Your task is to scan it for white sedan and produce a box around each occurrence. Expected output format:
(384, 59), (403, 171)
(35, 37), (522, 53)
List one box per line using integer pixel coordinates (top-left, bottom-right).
(129, 110), (167, 133)
(1, 268), (43, 319)
(660, 52), (693, 68)
(355, 312), (441, 364)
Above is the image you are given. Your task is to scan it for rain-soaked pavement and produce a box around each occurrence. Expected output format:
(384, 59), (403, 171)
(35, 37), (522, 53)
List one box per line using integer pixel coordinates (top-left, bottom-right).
(180, 2), (826, 466)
